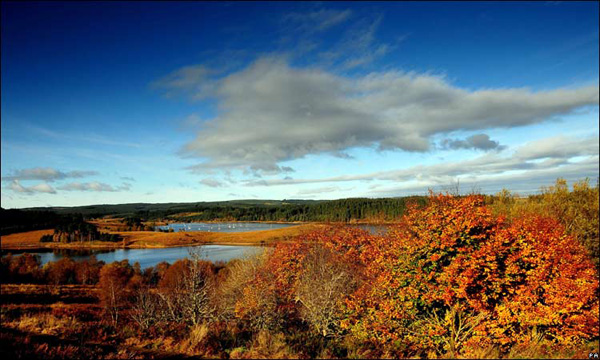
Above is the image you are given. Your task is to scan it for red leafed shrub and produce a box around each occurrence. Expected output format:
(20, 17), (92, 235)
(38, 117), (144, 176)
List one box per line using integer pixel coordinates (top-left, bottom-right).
(339, 193), (598, 357)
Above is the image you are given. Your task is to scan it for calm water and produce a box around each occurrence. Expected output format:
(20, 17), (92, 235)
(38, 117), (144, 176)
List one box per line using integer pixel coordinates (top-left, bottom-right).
(10, 245), (263, 270)
(156, 222), (294, 232)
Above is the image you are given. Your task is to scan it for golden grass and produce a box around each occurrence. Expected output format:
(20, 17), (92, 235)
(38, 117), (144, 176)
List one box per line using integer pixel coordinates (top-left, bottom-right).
(1, 224), (324, 250)
(1, 229), (54, 249)
(116, 223), (324, 248)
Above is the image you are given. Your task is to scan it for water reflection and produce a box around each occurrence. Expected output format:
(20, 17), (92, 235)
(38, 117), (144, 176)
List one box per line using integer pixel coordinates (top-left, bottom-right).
(7, 245), (263, 270)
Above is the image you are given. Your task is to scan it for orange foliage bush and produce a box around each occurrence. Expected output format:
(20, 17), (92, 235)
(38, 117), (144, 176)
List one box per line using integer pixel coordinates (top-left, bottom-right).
(339, 193), (598, 357)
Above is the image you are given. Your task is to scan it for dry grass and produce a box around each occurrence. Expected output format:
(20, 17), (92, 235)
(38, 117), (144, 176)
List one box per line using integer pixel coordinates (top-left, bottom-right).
(88, 218), (127, 231)
(1, 229), (54, 249)
(1, 224), (324, 251)
(117, 223), (324, 247)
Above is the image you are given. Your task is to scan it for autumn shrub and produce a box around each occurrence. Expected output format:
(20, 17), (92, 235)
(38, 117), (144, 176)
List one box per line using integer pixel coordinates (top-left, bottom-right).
(74, 256), (104, 285)
(234, 264), (284, 332)
(295, 244), (359, 338)
(142, 260), (171, 285)
(217, 253), (268, 322)
(44, 258), (78, 285)
(242, 330), (298, 359)
(1, 253), (44, 283)
(489, 178), (599, 267)
(340, 193), (598, 357)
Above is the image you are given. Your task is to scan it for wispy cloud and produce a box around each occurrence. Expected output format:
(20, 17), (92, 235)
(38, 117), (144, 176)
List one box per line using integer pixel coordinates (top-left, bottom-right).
(26, 124), (142, 148)
(243, 135), (599, 188)
(282, 8), (353, 33)
(318, 15), (394, 70)
(199, 178), (225, 188)
(6, 180), (56, 194)
(296, 186), (354, 196)
(2, 167), (98, 182)
(58, 181), (132, 192)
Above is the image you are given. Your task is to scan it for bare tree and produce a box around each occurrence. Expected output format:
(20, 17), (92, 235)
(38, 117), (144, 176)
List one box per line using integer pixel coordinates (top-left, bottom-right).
(216, 250), (269, 321)
(156, 248), (217, 326)
(295, 245), (358, 338)
(130, 286), (160, 331)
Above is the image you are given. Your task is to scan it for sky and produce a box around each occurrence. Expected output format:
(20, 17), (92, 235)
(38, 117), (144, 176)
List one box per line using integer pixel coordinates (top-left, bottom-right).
(1, 1), (598, 208)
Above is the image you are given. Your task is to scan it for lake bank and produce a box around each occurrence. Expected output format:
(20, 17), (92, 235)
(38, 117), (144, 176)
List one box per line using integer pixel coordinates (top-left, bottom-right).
(1, 223), (325, 251)
(4, 244), (266, 269)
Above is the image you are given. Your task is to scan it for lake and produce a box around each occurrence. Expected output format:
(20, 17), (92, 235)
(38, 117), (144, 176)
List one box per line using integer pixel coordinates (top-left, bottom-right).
(156, 222), (294, 232)
(5, 223), (386, 269)
(12, 245), (264, 270)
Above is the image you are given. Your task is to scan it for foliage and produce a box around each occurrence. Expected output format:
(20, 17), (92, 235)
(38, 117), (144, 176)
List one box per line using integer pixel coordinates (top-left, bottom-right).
(487, 178), (599, 266)
(341, 192), (598, 357)
(98, 260), (137, 326)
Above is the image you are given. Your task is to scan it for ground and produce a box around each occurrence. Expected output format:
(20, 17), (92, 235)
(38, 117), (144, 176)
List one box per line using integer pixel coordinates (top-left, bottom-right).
(1, 223), (325, 251)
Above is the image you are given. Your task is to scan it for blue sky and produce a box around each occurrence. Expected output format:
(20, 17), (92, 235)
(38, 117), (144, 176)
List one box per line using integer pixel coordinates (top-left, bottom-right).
(1, 1), (598, 208)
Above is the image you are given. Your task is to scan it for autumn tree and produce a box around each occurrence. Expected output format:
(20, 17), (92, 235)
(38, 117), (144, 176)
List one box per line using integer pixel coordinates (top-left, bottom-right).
(98, 260), (135, 326)
(75, 255), (104, 285)
(44, 257), (77, 285)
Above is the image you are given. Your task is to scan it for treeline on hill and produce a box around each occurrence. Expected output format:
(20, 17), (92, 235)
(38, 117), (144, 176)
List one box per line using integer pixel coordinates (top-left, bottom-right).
(17, 197), (427, 223)
(160, 197), (427, 222)
(1, 178), (597, 359)
(40, 215), (121, 243)
(0, 208), (63, 235)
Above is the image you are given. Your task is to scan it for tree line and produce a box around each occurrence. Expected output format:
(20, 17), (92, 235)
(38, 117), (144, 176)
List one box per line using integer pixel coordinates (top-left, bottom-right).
(39, 215), (121, 243)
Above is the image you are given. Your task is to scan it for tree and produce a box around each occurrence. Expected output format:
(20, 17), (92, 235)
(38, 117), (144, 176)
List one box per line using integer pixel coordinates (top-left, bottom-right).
(295, 245), (358, 338)
(157, 254), (216, 326)
(98, 261), (134, 326)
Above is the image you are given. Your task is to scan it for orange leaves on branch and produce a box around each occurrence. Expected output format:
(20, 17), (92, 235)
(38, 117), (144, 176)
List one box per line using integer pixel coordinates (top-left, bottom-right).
(340, 193), (599, 355)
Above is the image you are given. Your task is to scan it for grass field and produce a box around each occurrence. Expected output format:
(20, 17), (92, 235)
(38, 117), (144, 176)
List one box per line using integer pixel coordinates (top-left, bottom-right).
(1, 224), (324, 251)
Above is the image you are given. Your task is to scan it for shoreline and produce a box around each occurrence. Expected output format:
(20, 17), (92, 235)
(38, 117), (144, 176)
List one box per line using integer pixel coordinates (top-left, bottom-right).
(1, 224), (323, 252)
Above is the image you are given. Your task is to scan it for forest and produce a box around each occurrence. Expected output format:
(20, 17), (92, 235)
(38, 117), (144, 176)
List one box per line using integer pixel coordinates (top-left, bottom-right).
(39, 216), (122, 244)
(4, 197), (427, 230)
(0, 178), (598, 359)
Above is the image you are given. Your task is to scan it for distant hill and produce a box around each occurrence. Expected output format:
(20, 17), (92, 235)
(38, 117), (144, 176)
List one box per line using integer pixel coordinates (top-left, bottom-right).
(19, 199), (323, 217)
(2, 197), (426, 235)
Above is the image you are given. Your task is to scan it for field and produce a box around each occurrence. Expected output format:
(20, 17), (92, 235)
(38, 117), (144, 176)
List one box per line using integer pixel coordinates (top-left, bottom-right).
(1, 223), (324, 251)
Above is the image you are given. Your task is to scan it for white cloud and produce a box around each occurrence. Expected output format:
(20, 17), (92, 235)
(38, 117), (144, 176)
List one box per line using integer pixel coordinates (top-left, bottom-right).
(58, 182), (131, 192)
(2, 167), (98, 182)
(6, 180), (56, 194)
(243, 135), (599, 188)
(159, 57), (598, 174)
(296, 186), (354, 195)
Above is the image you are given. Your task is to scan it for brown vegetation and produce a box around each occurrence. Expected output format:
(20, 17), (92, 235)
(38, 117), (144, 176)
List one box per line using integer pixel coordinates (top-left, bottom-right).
(1, 223), (323, 251)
